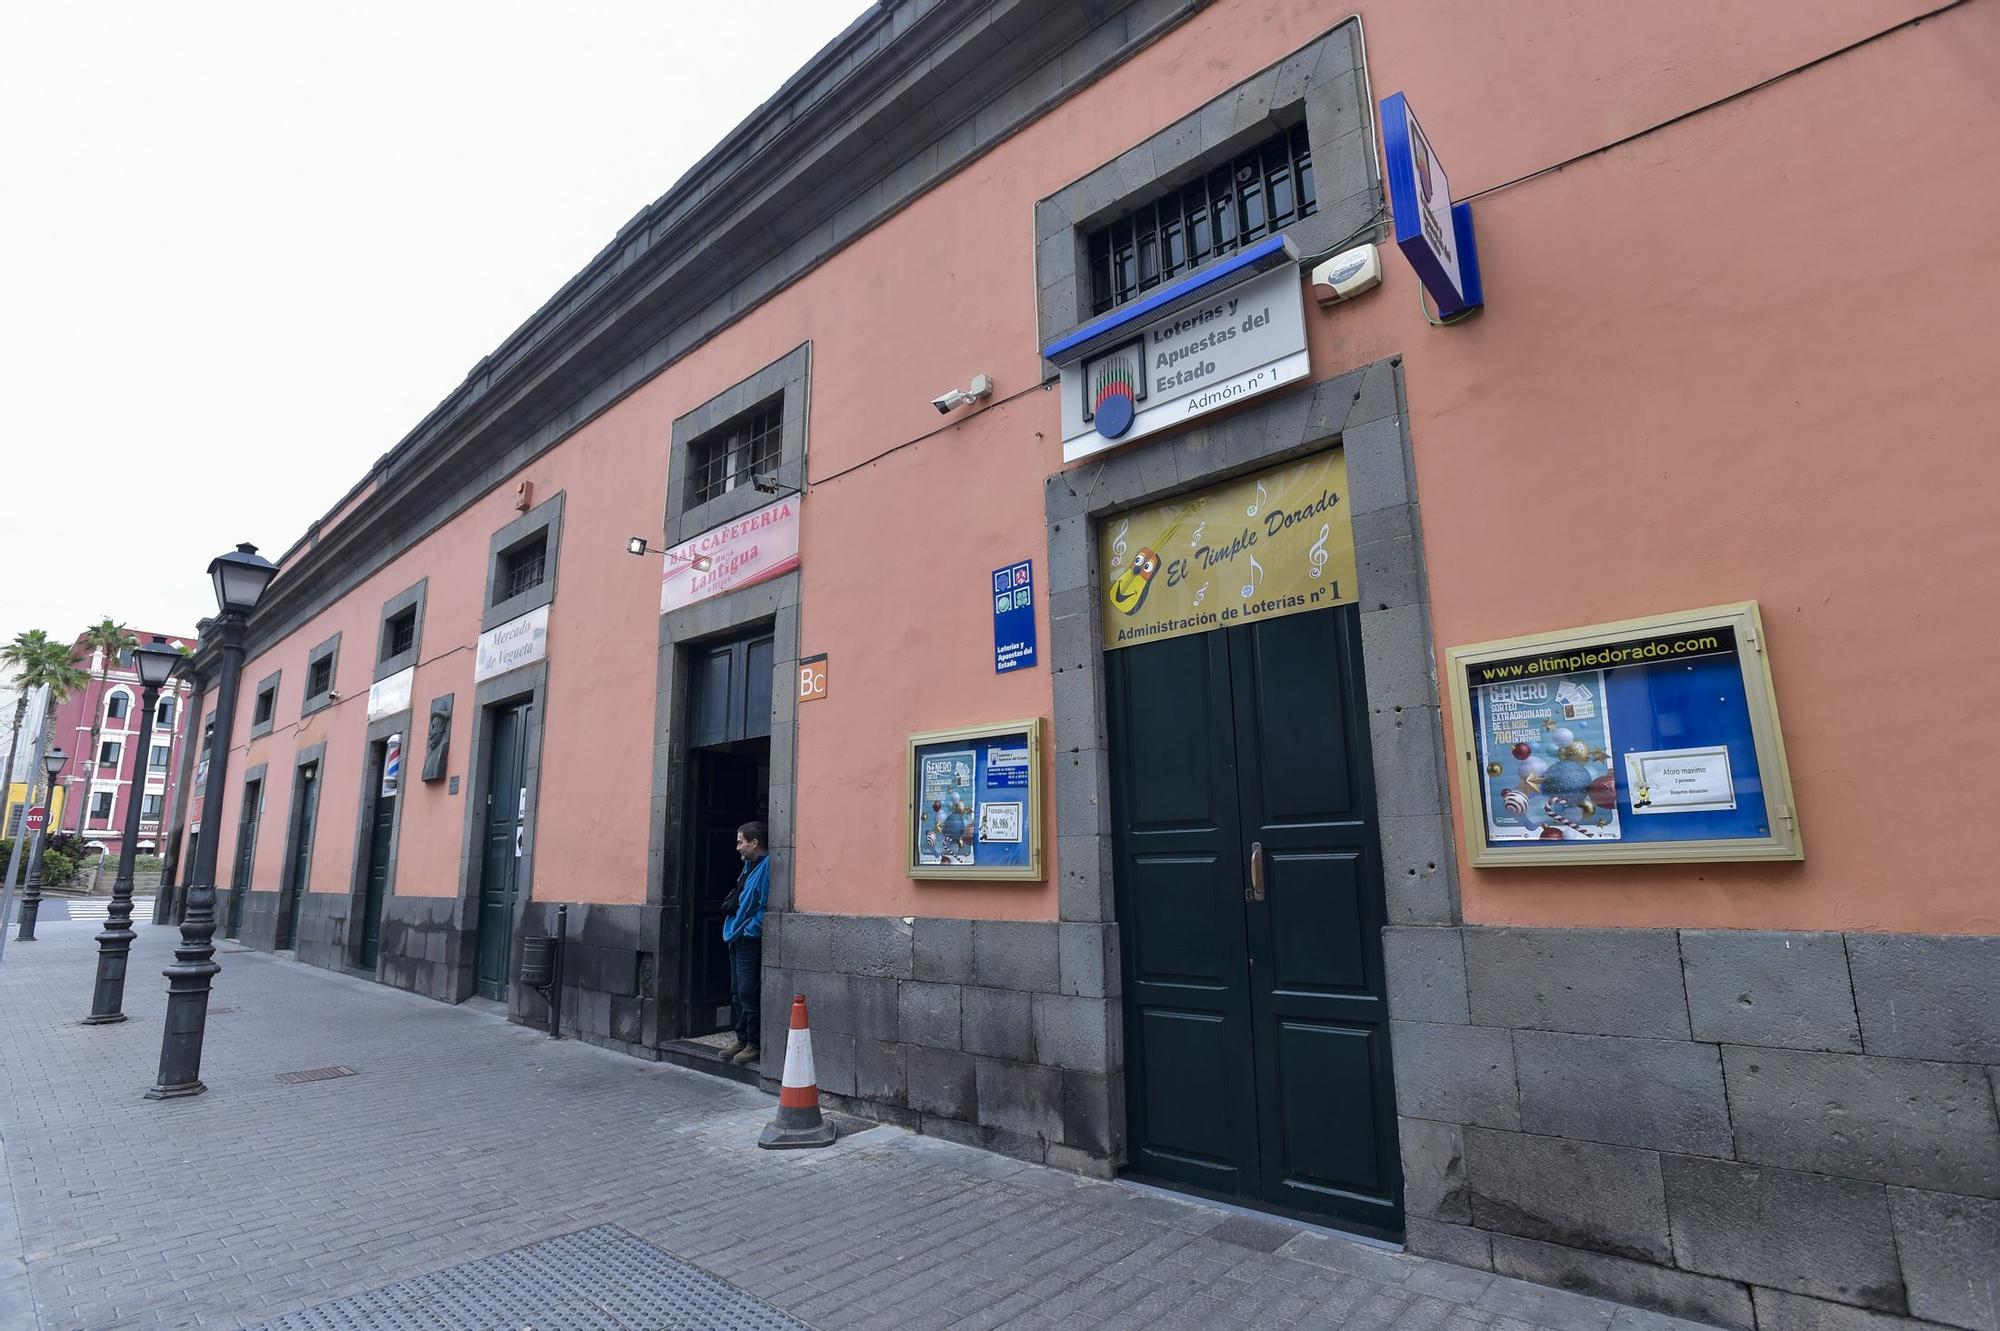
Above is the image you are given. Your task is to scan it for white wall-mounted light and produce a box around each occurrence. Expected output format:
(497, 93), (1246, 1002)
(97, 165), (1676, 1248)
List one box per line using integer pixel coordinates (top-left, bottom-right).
(931, 373), (994, 415)
(626, 537), (711, 572)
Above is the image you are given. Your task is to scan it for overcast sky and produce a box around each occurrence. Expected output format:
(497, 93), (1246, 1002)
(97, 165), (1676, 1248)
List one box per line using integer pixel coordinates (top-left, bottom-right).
(0, 1), (869, 646)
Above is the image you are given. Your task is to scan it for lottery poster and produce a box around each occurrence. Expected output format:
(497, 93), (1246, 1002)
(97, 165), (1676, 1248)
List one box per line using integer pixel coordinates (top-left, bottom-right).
(916, 749), (978, 865)
(1474, 671), (1622, 843)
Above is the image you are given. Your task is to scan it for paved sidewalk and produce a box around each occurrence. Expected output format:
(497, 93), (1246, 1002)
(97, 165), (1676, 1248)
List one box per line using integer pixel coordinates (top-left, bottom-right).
(0, 918), (1714, 1331)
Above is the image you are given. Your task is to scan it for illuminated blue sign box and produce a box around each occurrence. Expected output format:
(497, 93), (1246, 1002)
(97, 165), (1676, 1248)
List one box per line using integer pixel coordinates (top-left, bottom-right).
(1380, 92), (1484, 319)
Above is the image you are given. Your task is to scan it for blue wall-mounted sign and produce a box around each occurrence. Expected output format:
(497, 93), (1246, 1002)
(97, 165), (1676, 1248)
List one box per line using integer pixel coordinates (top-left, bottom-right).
(992, 561), (1038, 673)
(1380, 92), (1484, 319)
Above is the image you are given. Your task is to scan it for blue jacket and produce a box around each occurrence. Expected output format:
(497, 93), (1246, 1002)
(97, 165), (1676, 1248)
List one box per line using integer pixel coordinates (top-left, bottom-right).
(723, 854), (769, 943)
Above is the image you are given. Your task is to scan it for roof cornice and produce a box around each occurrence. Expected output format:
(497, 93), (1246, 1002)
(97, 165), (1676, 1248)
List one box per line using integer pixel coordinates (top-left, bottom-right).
(243, 0), (1203, 658)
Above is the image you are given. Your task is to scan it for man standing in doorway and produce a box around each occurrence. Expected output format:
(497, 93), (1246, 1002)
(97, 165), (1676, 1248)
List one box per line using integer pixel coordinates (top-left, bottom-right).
(720, 820), (768, 1066)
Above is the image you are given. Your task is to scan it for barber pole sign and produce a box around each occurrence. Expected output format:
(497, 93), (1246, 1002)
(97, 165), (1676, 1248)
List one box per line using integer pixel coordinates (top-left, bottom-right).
(381, 734), (402, 798)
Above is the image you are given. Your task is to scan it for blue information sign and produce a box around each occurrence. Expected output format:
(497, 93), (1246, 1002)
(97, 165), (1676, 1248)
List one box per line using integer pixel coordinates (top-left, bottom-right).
(992, 560), (1038, 673)
(1380, 91), (1484, 319)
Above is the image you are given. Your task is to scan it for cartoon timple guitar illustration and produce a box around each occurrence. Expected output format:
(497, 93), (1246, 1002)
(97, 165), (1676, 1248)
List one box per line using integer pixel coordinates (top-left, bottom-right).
(1107, 501), (1204, 617)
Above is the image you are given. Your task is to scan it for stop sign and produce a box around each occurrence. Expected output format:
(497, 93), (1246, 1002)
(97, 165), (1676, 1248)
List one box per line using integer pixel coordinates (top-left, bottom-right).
(24, 805), (47, 833)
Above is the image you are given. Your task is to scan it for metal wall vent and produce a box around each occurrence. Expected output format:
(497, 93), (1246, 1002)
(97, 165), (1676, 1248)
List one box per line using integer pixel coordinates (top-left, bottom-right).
(275, 1066), (358, 1084)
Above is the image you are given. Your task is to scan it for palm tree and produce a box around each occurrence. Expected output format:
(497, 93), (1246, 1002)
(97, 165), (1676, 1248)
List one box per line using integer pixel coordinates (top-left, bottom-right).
(2, 630), (90, 838)
(68, 618), (137, 835)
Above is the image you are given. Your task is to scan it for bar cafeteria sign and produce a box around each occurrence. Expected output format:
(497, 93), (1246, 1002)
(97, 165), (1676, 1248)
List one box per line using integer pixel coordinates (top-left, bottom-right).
(661, 496), (801, 614)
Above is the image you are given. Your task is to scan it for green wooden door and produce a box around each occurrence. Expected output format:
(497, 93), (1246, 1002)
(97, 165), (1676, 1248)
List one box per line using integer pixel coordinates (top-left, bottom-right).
(278, 764), (319, 951)
(475, 703), (530, 1000)
(357, 742), (394, 970)
(227, 780), (260, 939)
(1108, 605), (1401, 1236)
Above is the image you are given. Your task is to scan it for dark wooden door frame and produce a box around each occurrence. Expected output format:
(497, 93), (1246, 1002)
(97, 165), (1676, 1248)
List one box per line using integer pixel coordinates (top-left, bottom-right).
(275, 743), (326, 952)
(348, 711), (412, 974)
(227, 764), (267, 940)
(475, 700), (532, 1000)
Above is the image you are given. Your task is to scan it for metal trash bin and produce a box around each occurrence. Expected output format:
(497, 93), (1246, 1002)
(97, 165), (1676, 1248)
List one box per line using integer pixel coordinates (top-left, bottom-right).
(520, 936), (556, 988)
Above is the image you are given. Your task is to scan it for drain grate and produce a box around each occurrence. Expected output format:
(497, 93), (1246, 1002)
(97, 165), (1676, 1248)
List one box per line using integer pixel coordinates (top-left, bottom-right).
(275, 1066), (357, 1085)
(244, 1223), (815, 1330)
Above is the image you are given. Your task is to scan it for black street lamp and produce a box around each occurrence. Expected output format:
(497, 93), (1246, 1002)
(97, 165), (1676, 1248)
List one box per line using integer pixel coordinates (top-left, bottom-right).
(84, 640), (183, 1024)
(14, 746), (67, 942)
(150, 543), (276, 1098)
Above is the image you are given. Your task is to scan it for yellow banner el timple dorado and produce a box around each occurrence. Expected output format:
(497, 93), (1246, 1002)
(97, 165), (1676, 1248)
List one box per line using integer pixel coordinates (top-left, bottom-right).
(1099, 450), (1358, 650)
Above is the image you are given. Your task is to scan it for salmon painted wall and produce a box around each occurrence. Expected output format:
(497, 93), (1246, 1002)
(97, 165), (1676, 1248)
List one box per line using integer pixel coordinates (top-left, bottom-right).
(209, 0), (1999, 938)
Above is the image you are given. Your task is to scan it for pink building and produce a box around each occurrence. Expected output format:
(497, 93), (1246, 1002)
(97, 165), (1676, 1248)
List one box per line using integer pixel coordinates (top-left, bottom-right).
(56, 629), (196, 859)
(166, 2), (1999, 1323)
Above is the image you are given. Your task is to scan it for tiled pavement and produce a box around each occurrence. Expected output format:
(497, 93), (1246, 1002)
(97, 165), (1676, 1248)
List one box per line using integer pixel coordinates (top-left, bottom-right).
(0, 917), (1720, 1331)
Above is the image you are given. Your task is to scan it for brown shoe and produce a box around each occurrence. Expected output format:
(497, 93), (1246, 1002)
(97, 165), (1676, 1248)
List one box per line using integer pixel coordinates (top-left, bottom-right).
(718, 1039), (746, 1061)
(730, 1043), (760, 1066)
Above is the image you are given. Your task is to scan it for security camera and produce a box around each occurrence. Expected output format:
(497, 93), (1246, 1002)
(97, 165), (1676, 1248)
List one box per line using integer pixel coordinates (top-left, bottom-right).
(932, 374), (994, 414)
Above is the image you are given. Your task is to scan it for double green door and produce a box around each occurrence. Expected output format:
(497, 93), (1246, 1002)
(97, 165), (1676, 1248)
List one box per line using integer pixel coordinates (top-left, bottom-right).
(475, 702), (531, 1000)
(357, 741), (395, 971)
(1107, 606), (1402, 1236)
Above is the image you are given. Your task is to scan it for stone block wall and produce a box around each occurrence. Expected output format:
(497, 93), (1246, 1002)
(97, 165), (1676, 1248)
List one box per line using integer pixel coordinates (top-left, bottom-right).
(508, 901), (656, 1055)
(758, 910), (1123, 1173)
(375, 895), (474, 1003)
(234, 889), (283, 954)
(1387, 924), (2000, 1331)
(293, 891), (352, 973)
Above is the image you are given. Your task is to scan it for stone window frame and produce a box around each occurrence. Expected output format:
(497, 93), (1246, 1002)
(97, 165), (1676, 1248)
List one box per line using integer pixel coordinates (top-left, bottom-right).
(374, 578), (429, 683)
(665, 343), (810, 548)
(301, 633), (341, 719)
(1033, 19), (1382, 359)
(483, 491), (566, 632)
(250, 670), (281, 739)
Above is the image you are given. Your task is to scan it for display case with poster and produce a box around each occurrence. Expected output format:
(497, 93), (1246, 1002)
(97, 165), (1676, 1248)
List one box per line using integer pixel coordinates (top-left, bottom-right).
(1445, 602), (1803, 866)
(907, 718), (1044, 880)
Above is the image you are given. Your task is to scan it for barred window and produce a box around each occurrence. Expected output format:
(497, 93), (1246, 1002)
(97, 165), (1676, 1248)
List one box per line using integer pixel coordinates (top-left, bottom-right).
(687, 400), (783, 506)
(306, 655), (333, 700)
(382, 608), (416, 661)
(499, 534), (547, 601)
(253, 686), (276, 727)
(1085, 123), (1316, 316)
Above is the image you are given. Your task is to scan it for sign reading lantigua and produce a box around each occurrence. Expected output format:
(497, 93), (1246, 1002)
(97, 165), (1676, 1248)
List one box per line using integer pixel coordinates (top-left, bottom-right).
(475, 604), (549, 682)
(1056, 262), (1309, 464)
(661, 496), (800, 614)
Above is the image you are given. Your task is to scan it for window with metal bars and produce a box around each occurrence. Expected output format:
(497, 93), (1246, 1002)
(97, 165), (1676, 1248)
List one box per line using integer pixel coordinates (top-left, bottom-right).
(499, 534), (547, 602)
(687, 399), (783, 506)
(306, 655), (333, 700)
(381, 608), (416, 661)
(1085, 123), (1316, 316)
(253, 687), (276, 727)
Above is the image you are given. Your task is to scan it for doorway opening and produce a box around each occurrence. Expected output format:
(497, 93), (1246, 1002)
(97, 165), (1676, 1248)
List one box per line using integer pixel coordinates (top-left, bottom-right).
(1106, 603), (1403, 1239)
(677, 627), (773, 1041)
(354, 737), (397, 973)
(474, 700), (532, 1001)
(277, 762), (320, 952)
(227, 778), (260, 939)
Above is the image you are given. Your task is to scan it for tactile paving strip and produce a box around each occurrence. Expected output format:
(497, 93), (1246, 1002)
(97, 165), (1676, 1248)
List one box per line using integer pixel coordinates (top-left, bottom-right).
(244, 1223), (815, 1331)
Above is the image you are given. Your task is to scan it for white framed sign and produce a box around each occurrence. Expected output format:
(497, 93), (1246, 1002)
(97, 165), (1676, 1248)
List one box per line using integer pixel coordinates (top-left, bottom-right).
(475, 604), (549, 682)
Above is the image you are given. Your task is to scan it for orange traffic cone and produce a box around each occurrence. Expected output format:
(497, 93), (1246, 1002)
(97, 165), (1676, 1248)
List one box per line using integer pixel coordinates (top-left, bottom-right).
(758, 994), (838, 1149)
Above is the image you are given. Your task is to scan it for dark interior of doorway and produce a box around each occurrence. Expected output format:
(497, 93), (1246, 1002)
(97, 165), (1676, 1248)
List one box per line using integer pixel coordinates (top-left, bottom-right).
(676, 626), (775, 1041)
(680, 740), (770, 1038)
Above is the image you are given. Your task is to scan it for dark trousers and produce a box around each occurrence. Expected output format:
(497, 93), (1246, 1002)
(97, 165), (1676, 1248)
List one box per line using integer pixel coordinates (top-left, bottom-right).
(729, 936), (762, 1045)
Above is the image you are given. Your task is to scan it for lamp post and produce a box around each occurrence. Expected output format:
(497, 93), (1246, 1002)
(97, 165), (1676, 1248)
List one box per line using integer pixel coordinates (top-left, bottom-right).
(15, 747), (67, 942)
(150, 543), (276, 1098)
(84, 640), (183, 1024)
